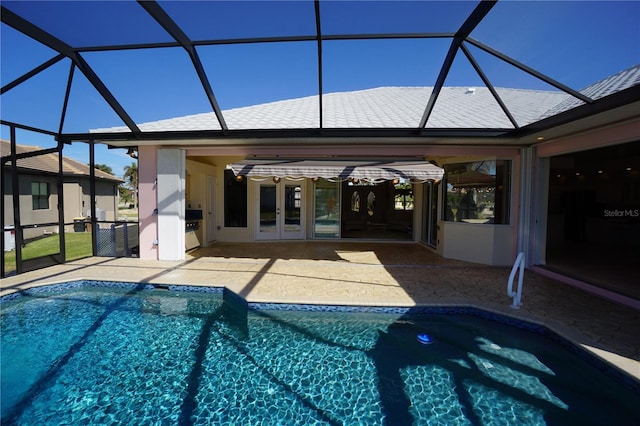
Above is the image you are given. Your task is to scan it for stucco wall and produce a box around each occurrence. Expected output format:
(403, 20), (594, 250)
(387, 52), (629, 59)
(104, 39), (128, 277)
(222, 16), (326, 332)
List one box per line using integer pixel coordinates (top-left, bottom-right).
(138, 146), (158, 260)
(95, 180), (118, 222)
(186, 159), (218, 246)
(3, 173), (60, 240)
(157, 149), (185, 261)
(440, 222), (515, 266)
(435, 153), (520, 266)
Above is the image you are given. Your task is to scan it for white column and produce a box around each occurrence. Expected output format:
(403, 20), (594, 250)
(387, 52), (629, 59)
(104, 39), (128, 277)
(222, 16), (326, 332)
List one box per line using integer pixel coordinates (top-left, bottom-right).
(157, 149), (185, 261)
(138, 146), (157, 259)
(518, 146), (535, 262)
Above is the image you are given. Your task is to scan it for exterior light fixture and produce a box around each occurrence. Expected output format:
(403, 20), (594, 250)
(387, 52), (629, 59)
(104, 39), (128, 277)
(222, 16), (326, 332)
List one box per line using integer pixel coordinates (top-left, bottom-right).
(126, 148), (138, 159)
(273, 177), (281, 183)
(235, 175), (243, 182)
(392, 178), (399, 185)
(311, 177), (319, 182)
(536, 136), (545, 141)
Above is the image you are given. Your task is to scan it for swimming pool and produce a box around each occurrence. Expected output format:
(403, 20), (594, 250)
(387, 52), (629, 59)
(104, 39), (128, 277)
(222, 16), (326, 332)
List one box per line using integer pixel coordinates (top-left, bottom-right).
(1, 281), (639, 425)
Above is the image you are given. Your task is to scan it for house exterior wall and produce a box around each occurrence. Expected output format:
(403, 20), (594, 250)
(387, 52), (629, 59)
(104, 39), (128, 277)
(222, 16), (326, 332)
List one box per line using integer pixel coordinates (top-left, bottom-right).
(62, 179), (118, 225)
(3, 172), (60, 240)
(185, 159), (218, 246)
(63, 181), (83, 229)
(136, 146), (523, 265)
(17, 174), (59, 228)
(138, 145), (158, 260)
(435, 152), (521, 266)
(3, 171), (14, 228)
(157, 149), (185, 261)
(440, 222), (515, 265)
(95, 180), (118, 222)
(4, 169), (120, 241)
(194, 155), (253, 243)
(115, 117), (640, 272)
(536, 118), (639, 158)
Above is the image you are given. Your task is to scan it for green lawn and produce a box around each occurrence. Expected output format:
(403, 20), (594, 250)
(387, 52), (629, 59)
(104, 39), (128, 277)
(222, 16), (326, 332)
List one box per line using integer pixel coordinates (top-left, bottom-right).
(4, 232), (92, 274)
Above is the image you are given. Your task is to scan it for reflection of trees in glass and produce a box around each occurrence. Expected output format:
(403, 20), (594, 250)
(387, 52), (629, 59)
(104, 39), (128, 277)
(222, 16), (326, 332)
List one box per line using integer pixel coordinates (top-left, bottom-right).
(444, 160), (510, 223)
(351, 191), (360, 212)
(327, 196), (336, 216)
(394, 183), (414, 210)
(458, 189), (477, 220)
(314, 179), (340, 238)
(315, 187), (338, 218)
(367, 191), (375, 216)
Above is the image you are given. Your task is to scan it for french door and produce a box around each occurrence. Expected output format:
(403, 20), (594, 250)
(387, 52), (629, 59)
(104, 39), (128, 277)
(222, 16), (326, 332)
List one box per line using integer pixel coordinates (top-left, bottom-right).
(256, 179), (305, 240)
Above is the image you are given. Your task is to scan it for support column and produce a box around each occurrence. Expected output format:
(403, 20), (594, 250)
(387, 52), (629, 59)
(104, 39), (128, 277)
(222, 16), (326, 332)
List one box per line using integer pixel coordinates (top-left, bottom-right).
(138, 146), (158, 259)
(157, 149), (185, 261)
(518, 146), (535, 262)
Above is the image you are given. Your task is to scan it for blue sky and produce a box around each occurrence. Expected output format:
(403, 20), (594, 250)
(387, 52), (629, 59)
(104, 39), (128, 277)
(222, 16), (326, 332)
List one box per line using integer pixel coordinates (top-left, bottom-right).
(1, 0), (639, 176)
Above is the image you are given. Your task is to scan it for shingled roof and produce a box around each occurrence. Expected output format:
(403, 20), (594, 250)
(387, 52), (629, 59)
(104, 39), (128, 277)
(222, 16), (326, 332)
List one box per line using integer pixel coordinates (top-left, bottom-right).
(91, 86), (566, 133)
(1, 140), (122, 182)
(540, 64), (640, 119)
(90, 64), (639, 134)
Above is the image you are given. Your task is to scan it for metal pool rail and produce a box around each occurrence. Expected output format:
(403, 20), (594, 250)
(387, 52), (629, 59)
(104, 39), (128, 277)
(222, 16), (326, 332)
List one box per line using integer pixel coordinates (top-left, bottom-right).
(507, 252), (525, 309)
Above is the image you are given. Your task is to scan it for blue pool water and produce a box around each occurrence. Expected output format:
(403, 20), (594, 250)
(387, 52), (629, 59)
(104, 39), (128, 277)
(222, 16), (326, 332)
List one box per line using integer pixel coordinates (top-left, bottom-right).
(1, 281), (639, 425)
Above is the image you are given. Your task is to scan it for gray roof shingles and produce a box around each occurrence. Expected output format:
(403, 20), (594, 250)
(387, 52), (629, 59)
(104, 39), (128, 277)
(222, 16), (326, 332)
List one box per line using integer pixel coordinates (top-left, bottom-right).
(540, 65), (640, 119)
(91, 64), (639, 133)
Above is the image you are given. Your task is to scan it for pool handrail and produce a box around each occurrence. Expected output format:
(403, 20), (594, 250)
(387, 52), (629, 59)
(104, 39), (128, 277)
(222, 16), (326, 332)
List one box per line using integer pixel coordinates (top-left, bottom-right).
(507, 252), (525, 309)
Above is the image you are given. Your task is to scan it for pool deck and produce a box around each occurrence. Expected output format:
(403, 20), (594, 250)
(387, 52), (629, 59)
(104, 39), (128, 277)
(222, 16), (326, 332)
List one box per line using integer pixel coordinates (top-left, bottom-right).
(2, 241), (638, 382)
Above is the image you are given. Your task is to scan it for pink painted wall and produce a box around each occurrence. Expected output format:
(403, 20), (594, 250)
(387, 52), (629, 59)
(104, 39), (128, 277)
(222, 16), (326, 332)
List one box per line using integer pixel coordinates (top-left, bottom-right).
(536, 117), (639, 157)
(138, 146), (158, 259)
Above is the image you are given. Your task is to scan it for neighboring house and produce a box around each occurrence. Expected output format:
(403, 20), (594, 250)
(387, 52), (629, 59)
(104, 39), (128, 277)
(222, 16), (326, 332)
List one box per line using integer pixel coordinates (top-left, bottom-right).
(2, 140), (122, 241)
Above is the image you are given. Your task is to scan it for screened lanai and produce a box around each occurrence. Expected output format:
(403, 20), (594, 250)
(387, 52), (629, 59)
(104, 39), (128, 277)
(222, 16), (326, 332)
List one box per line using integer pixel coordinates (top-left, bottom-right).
(2, 0), (639, 140)
(2, 1), (639, 303)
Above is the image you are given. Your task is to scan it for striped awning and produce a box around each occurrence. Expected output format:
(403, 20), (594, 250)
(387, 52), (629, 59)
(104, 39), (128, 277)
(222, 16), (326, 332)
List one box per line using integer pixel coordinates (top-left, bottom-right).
(228, 159), (443, 182)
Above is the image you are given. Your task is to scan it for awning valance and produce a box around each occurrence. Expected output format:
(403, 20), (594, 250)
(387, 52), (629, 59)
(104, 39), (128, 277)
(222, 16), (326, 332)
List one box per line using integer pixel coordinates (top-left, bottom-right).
(228, 159), (444, 182)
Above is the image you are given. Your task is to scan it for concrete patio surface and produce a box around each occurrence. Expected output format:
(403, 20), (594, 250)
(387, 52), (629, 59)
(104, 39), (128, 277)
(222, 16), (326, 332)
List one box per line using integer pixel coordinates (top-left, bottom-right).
(1, 242), (638, 381)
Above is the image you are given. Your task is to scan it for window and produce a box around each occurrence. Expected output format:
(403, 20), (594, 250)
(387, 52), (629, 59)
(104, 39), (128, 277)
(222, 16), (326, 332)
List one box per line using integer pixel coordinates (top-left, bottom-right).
(351, 191), (360, 212)
(443, 160), (510, 224)
(367, 191), (375, 216)
(394, 182), (414, 211)
(31, 182), (49, 210)
(224, 170), (247, 227)
(314, 178), (340, 238)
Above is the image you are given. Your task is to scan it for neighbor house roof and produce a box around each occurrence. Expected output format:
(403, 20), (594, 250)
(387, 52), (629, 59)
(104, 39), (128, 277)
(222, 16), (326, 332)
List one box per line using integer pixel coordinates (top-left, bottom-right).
(91, 65), (639, 134)
(1, 140), (122, 182)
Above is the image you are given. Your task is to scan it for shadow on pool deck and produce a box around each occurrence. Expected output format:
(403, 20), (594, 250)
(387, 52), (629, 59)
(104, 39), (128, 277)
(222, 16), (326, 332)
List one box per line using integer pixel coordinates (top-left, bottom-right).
(1, 241), (639, 382)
